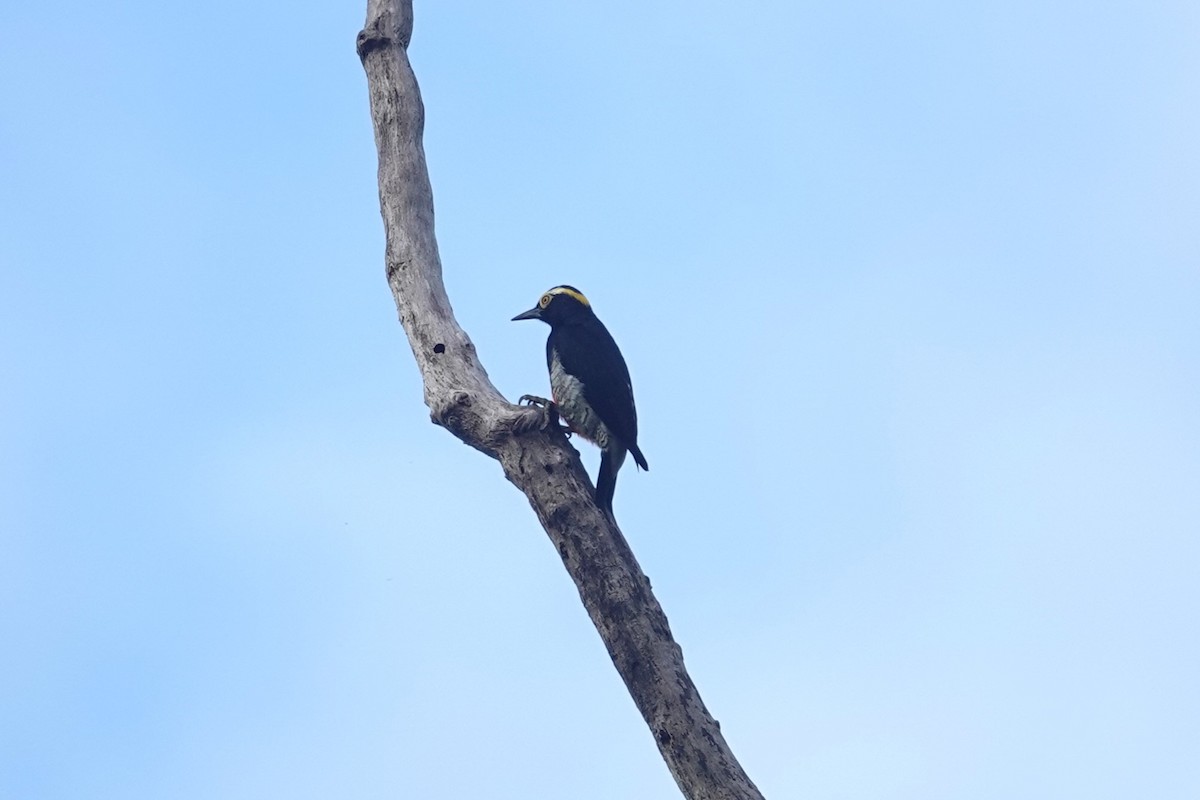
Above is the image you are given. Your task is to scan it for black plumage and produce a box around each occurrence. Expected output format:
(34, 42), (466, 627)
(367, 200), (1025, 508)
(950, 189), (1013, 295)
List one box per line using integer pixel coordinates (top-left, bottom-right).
(513, 286), (648, 514)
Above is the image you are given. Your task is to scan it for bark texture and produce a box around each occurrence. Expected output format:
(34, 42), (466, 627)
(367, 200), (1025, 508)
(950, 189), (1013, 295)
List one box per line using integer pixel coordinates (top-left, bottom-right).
(357, 4), (764, 798)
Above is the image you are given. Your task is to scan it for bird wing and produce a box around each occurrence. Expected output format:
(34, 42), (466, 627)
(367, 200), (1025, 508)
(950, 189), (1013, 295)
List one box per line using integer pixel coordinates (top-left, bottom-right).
(550, 321), (640, 450)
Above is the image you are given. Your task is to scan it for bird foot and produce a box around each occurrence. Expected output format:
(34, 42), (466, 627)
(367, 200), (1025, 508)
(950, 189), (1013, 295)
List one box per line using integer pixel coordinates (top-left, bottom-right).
(516, 395), (573, 437)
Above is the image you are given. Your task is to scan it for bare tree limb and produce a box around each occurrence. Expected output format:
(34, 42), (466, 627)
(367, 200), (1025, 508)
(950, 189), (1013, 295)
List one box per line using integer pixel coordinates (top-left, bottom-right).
(357, 4), (765, 798)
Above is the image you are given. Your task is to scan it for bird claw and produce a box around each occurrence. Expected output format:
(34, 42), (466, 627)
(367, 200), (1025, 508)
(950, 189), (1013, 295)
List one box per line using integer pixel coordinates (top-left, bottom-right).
(515, 395), (573, 437)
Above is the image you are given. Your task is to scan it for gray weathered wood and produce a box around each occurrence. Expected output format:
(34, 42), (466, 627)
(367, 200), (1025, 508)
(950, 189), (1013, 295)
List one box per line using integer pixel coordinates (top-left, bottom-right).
(357, 4), (765, 798)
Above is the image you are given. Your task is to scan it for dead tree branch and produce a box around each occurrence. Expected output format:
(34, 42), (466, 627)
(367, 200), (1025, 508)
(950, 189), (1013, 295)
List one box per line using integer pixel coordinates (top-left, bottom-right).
(357, 3), (764, 798)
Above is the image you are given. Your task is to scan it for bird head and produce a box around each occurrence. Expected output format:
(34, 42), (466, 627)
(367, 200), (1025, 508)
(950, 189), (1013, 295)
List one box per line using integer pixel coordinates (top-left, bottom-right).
(512, 285), (593, 326)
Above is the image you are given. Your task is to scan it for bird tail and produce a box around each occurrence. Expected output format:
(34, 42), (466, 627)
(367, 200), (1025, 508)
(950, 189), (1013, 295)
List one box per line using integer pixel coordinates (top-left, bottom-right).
(628, 442), (648, 472)
(596, 448), (627, 514)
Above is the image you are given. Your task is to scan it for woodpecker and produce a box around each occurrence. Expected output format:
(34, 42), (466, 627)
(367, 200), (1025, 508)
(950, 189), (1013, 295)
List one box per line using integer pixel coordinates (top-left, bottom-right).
(513, 285), (648, 514)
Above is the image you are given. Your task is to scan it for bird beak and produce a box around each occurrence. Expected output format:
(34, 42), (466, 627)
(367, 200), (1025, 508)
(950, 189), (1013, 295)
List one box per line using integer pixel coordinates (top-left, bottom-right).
(511, 306), (542, 321)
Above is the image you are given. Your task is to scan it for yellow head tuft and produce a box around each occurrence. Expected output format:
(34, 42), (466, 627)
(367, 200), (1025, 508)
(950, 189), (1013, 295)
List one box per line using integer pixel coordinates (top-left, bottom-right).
(545, 285), (590, 307)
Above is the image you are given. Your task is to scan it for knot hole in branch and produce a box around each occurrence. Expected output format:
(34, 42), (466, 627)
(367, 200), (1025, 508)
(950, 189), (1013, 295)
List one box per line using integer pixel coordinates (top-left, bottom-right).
(356, 26), (391, 60)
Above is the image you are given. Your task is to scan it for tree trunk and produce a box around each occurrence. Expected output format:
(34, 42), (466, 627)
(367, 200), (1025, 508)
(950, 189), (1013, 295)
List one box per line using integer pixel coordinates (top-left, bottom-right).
(356, 4), (765, 798)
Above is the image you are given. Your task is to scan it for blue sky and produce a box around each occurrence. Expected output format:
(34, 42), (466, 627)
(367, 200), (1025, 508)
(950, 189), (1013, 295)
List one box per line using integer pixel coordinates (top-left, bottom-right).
(2, 1), (1197, 798)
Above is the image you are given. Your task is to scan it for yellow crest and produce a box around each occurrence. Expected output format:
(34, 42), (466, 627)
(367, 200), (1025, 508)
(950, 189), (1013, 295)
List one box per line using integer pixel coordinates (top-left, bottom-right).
(545, 285), (590, 307)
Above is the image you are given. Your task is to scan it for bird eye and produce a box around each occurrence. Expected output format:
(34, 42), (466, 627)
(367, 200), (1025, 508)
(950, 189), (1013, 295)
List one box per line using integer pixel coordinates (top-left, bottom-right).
(539, 294), (551, 308)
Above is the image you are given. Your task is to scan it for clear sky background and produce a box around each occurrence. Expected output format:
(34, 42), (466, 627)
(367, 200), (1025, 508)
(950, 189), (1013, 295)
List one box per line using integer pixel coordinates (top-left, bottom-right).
(2, 1), (1197, 798)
